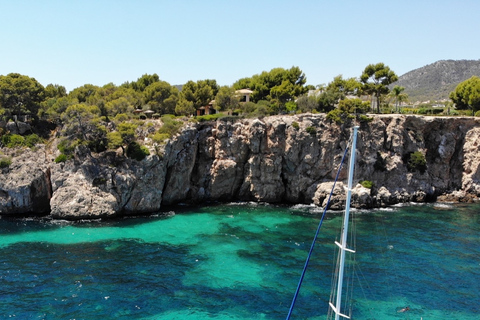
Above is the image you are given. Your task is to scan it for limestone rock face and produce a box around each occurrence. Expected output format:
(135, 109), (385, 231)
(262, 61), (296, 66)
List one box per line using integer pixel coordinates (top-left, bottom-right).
(0, 147), (51, 215)
(462, 127), (480, 194)
(190, 114), (480, 207)
(6, 121), (31, 135)
(2, 114), (480, 219)
(49, 145), (168, 219)
(161, 127), (198, 205)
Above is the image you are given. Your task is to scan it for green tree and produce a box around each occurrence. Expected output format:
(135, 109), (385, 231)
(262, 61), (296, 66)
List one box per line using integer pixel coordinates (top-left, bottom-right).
(388, 85), (409, 113)
(202, 79), (219, 97)
(449, 76), (480, 115)
(106, 122), (139, 156)
(194, 81), (215, 108)
(61, 104), (107, 152)
(232, 66), (309, 108)
(117, 122), (137, 144)
(107, 131), (124, 151)
(326, 76), (361, 98)
(61, 104), (99, 138)
(326, 98), (370, 124)
(144, 81), (179, 114)
(68, 84), (99, 104)
(107, 122), (138, 155)
(175, 97), (195, 116)
(40, 84), (69, 119)
(180, 79), (218, 110)
(285, 101), (297, 113)
(338, 98), (370, 114)
(296, 95), (318, 113)
(317, 90), (338, 112)
(88, 83), (118, 109)
(108, 87), (144, 111)
(270, 80), (296, 108)
(41, 96), (74, 121)
(96, 83), (117, 100)
(214, 86), (240, 112)
(316, 75), (362, 111)
(44, 84), (67, 99)
(360, 63), (398, 113)
(130, 74), (160, 92)
(0, 73), (45, 118)
(105, 97), (134, 117)
(126, 141), (149, 161)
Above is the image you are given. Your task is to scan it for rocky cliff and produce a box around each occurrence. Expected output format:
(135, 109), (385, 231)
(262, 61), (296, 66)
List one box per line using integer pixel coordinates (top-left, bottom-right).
(1, 114), (480, 219)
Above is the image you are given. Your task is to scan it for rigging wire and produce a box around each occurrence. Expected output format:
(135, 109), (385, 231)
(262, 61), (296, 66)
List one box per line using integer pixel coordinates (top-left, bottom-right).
(285, 143), (350, 320)
(344, 206), (356, 318)
(328, 139), (357, 320)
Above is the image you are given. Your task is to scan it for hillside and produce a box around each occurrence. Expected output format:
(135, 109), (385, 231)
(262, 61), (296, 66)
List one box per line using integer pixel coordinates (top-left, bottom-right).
(394, 59), (480, 103)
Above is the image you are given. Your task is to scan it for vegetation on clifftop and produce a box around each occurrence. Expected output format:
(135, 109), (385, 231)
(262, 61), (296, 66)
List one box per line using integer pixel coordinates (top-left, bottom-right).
(1, 62), (479, 157)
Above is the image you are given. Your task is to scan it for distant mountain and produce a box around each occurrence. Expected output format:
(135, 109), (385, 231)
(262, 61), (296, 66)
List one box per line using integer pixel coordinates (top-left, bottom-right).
(393, 59), (480, 103)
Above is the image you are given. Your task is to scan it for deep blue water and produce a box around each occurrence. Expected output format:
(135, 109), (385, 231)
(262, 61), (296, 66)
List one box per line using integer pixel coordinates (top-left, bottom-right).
(0, 202), (479, 319)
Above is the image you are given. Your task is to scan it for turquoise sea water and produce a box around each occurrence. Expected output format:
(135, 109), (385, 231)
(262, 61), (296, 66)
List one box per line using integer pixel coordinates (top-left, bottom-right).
(0, 202), (479, 320)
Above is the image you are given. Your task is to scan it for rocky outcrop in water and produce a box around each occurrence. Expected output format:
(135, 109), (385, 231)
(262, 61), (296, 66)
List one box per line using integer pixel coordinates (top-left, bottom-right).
(1, 114), (479, 219)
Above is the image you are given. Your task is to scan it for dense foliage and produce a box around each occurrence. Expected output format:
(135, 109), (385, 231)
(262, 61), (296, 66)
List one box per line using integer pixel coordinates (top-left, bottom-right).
(0, 73), (45, 118)
(406, 151), (427, 174)
(0, 156), (11, 168)
(360, 63), (398, 113)
(232, 67), (312, 113)
(0, 62), (476, 159)
(449, 76), (480, 115)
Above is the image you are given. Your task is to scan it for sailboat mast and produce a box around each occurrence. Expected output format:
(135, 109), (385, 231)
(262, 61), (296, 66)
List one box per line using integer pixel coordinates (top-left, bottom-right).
(330, 126), (359, 320)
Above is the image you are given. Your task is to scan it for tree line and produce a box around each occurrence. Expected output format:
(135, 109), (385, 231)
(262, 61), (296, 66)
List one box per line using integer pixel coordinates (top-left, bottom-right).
(0, 63), (401, 122)
(1, 63), (479, 161)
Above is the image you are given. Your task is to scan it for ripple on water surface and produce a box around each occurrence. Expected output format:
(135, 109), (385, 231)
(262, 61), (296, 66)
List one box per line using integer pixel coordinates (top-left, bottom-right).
(0, 203), (479, 319)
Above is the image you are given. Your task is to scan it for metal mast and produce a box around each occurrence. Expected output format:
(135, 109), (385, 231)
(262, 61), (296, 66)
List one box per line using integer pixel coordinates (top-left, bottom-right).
(329, 126), (359, 320)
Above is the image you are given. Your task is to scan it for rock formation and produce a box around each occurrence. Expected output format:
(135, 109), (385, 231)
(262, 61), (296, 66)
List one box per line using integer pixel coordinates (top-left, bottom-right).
(1, 114), (480, 219)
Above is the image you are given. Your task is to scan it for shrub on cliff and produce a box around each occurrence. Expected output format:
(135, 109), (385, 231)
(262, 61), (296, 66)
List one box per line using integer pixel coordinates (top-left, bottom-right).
(151, 132), (170, 144)
(1, 133), (44, 149)
(305, 126), (316, 135)
(127, 141), (150, 161)
(24, 134), (43, 148)
(0, 156), (12, 168)
(1, 134), (24, 148)
(113, 113), (129, 122)
(327, 109), (353, 124)
(58, 138), (84, 155)
(360, 180), (374, 188)
(326, 98), (370, 124)
(157, 115), (183, 137)
(54, 154), (69, 163)
(195, 113), (224, 122)
(405, 151), (427, 174)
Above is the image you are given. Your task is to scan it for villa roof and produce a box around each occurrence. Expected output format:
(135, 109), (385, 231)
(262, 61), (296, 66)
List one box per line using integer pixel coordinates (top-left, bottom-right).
(236, 89), (253, 94)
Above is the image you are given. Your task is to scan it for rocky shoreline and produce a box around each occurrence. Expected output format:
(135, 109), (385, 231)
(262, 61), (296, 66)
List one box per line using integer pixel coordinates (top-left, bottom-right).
(1, 114), (480, 220)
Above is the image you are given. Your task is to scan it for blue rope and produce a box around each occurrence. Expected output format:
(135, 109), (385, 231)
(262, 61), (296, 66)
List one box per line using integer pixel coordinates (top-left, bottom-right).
(286, 146), (350, 319)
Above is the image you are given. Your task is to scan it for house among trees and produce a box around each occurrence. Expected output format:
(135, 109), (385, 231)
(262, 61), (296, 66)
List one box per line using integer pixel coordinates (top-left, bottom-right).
(235, 89), (253, 103)
(196, 100), (216, 116)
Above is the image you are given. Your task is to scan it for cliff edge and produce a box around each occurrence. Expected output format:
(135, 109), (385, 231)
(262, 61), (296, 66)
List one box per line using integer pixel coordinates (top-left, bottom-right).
(1, 114), (479, 219)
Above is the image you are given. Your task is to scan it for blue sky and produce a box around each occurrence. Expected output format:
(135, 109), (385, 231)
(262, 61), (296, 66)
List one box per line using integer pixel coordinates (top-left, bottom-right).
(1, 0), (479, 91)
